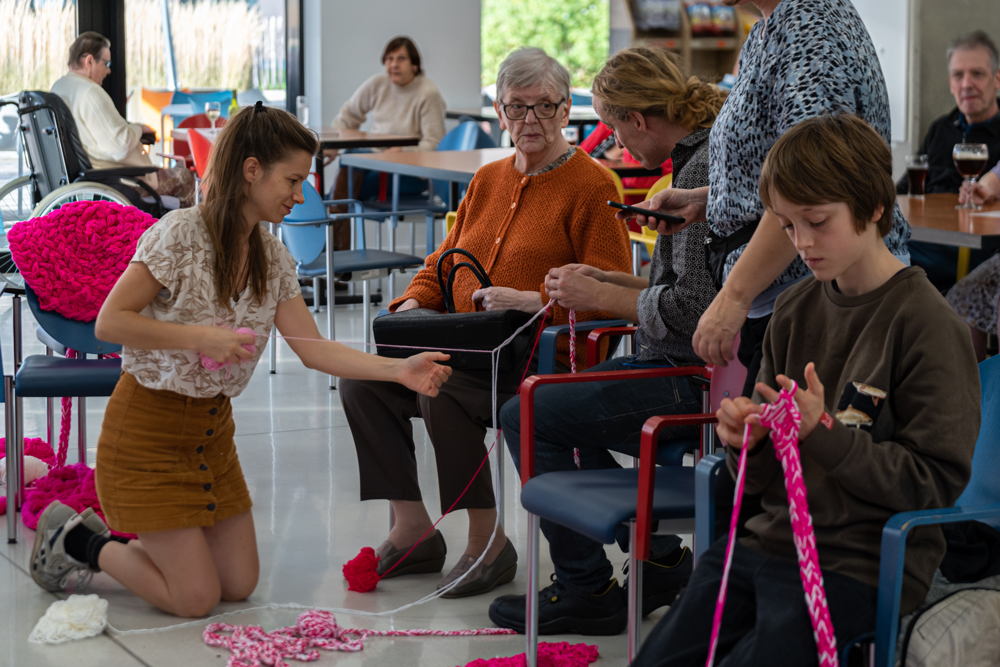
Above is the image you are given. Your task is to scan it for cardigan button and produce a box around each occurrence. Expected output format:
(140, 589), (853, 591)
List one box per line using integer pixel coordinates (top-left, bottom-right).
(495, 238), (501, 244)
(510, 201), (516, 208)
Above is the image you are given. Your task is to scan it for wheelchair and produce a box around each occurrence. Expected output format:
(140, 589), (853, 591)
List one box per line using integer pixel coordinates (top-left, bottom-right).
(0, 90), (178, 288)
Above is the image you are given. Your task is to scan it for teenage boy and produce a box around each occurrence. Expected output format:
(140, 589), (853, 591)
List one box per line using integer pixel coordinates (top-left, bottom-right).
(632, 114), (980, 667)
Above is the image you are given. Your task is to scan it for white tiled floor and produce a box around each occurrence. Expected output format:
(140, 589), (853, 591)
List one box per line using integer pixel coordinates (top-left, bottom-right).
(0, 271), (671, 666)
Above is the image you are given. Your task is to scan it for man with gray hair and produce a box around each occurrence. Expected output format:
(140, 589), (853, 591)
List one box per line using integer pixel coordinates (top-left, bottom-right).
(900, 30), (1000, 194)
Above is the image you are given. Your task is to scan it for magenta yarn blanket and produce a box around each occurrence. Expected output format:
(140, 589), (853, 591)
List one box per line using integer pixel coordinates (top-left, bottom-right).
(7, 200), (157, 321)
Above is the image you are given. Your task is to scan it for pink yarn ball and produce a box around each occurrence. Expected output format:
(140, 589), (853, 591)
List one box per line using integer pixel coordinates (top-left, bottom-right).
(200, 327), (259, 370)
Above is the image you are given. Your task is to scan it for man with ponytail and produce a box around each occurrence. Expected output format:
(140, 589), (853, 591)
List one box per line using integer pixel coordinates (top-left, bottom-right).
(490, 47), (723, 636)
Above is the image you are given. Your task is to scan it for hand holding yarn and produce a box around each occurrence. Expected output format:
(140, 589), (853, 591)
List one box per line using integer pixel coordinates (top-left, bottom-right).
(199, 327), (258, 370)
(754, 362), (826, 440)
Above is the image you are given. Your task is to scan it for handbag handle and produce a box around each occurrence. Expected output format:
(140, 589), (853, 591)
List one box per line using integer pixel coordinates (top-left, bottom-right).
(436, 248), (492, 313)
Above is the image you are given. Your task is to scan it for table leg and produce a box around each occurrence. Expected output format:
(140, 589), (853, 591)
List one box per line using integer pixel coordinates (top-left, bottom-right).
(315, 153), (325, 197)
(957, 247), (971, 280)
(325, 222), (337, 389)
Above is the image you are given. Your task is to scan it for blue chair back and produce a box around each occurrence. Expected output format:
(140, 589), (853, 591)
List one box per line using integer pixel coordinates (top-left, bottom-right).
(955, 355), (1000, 523)
(171, 90), (233, 121)
(282, 181), (328, 266)
(24, 283), (121, 355)
(432, 121), (495, 204)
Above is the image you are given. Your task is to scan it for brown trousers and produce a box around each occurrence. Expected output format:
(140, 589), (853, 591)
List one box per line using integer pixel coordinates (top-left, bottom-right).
(339, 369), (514, 513)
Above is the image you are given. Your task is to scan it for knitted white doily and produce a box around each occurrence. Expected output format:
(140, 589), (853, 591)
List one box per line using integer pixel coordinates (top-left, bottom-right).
(29, 594), (108, 644)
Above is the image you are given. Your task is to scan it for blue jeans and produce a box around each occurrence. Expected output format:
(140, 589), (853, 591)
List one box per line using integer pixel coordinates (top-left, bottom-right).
(500, 356), (702, 591)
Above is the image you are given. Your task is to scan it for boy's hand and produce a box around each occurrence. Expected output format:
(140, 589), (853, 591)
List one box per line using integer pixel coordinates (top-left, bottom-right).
(716, 396), (768, 450)
(755, 362), (826, 439)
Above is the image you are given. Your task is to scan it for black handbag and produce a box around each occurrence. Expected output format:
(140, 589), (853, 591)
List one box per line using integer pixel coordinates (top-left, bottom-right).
(373, 248), (543, 376)
(704, 223), (758, 290)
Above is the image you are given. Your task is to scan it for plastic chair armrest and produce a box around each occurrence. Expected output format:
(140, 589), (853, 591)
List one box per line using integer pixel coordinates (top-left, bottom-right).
(586, 326), (637, 366)
(635, 413), (717, 560)
(693, 453), (727, 561)
(537, 319), (630, 374)
(83, 166), (158, 179)
(518, 366), (708, 484)
(876, 503), (1000, 666)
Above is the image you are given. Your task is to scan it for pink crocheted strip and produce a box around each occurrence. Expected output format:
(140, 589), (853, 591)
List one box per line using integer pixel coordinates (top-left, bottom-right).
(6, 200), (157, 321)
(706, 384), (838, 667)
(202, 610), (517, 667)
(462, 641), (600, 666)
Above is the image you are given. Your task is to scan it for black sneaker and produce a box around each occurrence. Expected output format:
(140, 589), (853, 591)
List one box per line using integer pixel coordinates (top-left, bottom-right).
(623, 546), (693, 616)
(488, 574), (627, 635)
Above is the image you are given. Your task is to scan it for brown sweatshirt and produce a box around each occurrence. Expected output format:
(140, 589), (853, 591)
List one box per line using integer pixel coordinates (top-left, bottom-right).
(729, 266), (979, 614)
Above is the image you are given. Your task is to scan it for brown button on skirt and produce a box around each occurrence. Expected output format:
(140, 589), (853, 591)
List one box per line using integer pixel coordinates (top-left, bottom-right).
(95, 372), (252, 534)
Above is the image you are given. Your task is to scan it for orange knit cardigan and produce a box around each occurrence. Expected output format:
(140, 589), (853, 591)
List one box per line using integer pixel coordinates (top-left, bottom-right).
(390, 148), (631, 326)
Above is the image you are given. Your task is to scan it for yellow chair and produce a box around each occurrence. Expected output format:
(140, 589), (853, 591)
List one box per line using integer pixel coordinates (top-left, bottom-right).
(627, 174), (672, 275)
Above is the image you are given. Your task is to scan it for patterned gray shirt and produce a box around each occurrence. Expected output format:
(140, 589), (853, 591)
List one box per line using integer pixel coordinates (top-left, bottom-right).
(708, 0), (911, 314)
(635, 128), (715, 365)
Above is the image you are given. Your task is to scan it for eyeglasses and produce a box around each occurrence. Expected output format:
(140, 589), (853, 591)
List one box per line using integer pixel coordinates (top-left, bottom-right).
(103, 60), (112, 68)
(500, 98), (565, 120)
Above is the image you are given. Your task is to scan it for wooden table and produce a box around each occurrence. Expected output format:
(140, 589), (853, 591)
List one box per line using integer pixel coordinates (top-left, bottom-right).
(315, 130), (419, 195)
(899, 193), (1000, 277)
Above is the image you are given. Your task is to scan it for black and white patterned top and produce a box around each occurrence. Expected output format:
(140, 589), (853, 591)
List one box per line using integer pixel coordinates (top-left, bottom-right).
(636, 128), (715, 365)
(708, 0), (911, 314)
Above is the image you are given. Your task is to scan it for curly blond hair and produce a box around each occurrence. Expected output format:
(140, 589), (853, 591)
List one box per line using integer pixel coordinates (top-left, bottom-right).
(591, 47), (724, 130)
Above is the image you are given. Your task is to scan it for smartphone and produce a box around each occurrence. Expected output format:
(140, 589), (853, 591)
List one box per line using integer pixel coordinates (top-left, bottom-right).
(606, 201), (685, 225)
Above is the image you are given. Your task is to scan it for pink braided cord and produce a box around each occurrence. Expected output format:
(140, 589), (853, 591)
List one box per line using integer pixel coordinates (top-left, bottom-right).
(706, 383), (838, 667)
(202, 610), (515, 667)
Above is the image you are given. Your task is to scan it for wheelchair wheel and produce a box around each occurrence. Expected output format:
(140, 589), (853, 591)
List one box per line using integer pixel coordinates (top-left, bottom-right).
(31, 181), (132, 218)
(0, 175), (36, 290)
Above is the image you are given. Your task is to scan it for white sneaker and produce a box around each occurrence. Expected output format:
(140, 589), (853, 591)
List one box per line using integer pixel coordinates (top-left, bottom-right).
(30, 501), (94, 592)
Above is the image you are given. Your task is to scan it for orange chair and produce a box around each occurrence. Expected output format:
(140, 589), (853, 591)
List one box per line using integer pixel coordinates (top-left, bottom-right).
(188, 129), (214, 203)
(172, 114), (227, 168)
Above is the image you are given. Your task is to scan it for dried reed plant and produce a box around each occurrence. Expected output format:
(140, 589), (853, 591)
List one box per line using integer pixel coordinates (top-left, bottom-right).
(0, 0), (75, 94)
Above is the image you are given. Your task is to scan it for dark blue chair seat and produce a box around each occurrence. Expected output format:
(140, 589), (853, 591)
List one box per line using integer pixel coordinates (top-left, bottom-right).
(14, 355), (121, 397)
(297, 248), (422, 279)
(522, 466), (695, 546)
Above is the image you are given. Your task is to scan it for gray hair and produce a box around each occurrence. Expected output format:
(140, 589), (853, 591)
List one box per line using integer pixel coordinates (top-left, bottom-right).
(947, 30), (999, 72)
(495, 47), (571, 102)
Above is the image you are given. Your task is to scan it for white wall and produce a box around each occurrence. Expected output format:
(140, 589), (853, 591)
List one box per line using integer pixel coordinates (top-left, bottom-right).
(303, 0), (482, 129)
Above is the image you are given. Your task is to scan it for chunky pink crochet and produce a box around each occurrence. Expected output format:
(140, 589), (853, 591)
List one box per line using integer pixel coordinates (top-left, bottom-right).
(7, 200), (157, 321)
(461, 642), (600, 667)
(0, 437), (55, 515)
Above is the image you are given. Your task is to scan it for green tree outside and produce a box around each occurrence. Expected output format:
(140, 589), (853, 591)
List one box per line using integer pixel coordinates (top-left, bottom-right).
(481, 0), (610, 91)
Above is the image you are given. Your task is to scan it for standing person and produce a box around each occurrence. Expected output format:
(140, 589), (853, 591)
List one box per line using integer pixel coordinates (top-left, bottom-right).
(628, 0), (911, 389)
(52, 31), (196, 207)
(488, 46), (721, 635)
(339, 48), (631, 600)
(328, 36), (447, 247)
(28, 104), (451, 618)
(633, 114), (978, 667)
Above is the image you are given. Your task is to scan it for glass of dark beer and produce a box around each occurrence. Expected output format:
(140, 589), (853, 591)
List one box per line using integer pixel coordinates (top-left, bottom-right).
(907, 154), (928, 197)
(953, 143), (989, 209)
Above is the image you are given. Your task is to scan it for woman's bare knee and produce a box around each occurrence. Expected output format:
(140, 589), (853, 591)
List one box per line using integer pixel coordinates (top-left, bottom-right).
(170, 584), (222, 618)
(220, 571), (258, 602)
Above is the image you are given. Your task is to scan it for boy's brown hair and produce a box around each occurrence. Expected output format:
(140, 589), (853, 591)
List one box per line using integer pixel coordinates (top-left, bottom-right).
(759, 114), (895, 236)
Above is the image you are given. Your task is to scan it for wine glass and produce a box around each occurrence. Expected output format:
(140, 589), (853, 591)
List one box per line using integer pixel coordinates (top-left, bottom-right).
(205, 101), (222, 130)
(953, 142), (989, 210)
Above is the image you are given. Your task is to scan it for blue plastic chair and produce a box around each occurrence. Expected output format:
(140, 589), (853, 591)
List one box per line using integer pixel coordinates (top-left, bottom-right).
(359, 120), (497, 257)
(7, 283), (122, 543)
(170, 90), (234, 122)
(693, 354), (1000, 666)
(518, 357), (746, 665)
(281, 182), (426, 386)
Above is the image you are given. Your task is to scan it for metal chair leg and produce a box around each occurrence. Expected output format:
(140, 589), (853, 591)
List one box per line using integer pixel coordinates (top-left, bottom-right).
(8, 394), (24, 544)
(526, 512), (541, 667)
(77, 396), (87, 465)
(5, 377), (16, 543)
(627, 520), (642, 662)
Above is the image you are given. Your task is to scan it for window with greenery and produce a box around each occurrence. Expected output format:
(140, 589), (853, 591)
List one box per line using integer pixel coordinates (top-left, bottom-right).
(481, 0), (610, 90)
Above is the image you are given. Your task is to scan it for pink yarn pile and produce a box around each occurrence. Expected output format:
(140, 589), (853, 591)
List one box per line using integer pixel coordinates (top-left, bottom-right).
(0, 437), (55, 515)
(202, 610), (516, 667)
(461, 642), (600, 667)
(7, 199), (157, 321)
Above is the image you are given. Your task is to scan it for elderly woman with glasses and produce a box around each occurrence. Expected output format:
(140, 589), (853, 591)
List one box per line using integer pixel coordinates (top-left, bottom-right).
(339, 47), (630, 599)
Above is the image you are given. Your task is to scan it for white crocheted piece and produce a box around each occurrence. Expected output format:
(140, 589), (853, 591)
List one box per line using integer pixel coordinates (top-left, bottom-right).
(29, 594), (108, 644)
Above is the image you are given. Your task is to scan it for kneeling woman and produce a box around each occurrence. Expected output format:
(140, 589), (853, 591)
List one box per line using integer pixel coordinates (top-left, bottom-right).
(340, 47), (631, 598)
(29, 104), (451, 617)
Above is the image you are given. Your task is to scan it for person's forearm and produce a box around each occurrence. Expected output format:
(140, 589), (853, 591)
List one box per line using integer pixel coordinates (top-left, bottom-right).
(95, 310), (205, 351)
(720, 210), (797, 306)
(294, 338), (404, 382)
(600, 271), (648, 290)
(592, 283), (641, 320)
